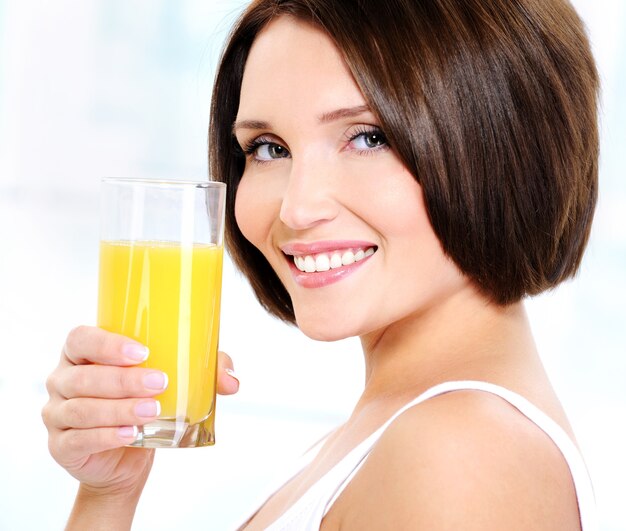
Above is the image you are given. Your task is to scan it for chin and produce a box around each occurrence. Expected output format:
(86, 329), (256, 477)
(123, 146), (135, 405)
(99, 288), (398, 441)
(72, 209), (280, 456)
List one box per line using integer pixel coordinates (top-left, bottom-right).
(294, 310), (361, 342)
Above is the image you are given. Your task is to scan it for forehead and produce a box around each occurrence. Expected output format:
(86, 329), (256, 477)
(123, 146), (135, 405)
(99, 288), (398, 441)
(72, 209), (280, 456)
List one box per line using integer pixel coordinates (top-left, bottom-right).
(237, 16), (366, 120)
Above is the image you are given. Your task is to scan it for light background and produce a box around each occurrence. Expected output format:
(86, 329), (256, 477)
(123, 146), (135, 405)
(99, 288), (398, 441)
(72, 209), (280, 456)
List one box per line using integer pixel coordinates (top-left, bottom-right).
(0, 1), (624, 530)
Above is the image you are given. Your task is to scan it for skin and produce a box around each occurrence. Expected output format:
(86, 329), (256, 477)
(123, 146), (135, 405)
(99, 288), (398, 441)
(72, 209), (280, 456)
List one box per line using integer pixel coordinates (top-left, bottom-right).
(233, 17), (581, 530)
(43, 14), (582, 531)
(41, 326), (239, 530)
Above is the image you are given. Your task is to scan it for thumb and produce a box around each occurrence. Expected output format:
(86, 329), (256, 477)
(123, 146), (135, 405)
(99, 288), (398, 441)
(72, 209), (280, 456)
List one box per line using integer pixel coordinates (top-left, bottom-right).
(217, 350), (239, 395)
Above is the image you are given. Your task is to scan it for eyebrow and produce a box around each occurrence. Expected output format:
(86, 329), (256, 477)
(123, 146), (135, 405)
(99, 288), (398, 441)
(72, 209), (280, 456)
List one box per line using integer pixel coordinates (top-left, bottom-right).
(232, 119), (270, 133)
(317, 104), (371, 123)
(232, 104), (372, 134)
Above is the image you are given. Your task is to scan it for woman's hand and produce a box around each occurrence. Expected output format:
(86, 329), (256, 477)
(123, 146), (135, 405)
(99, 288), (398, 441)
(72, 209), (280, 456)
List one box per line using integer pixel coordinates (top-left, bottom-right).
(41, 325), (239, 498)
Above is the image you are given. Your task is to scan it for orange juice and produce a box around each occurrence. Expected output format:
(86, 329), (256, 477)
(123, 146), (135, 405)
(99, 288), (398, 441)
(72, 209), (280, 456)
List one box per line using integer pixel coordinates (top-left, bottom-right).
(97, 240), (223, 425)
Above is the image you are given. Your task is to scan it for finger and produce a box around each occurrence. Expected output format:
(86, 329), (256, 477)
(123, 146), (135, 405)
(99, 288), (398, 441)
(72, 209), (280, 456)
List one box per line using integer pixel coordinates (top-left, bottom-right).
(62, 325), (149, 367)
(51, 365), (168, 400)
(48, 426), (142, 466)
(46, 397), (161, 430)
(216, 350), (239, 395)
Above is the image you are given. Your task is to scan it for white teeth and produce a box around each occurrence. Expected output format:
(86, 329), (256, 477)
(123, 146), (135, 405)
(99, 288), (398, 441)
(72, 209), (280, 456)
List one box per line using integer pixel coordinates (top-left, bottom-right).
(304, 256), (316, 273)
(293, 247), (375, 273)
(315, 254), (330, 272)
(330, 253), (342, 269)
(341, 251), (355, 265)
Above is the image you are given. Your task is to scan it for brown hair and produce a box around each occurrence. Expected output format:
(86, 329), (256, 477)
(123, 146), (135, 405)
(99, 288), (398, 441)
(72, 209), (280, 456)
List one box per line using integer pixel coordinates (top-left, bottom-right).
(209, 0), (599, 323)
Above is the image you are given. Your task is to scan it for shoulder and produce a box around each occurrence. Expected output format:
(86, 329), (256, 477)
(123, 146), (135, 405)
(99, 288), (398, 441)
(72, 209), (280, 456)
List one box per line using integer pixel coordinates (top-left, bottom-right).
(324, 389), (581, 531)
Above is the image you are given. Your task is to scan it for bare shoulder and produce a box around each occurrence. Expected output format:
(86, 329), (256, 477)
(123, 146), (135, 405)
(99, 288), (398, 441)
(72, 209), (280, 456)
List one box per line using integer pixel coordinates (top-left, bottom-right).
(323, 390), (581, 531)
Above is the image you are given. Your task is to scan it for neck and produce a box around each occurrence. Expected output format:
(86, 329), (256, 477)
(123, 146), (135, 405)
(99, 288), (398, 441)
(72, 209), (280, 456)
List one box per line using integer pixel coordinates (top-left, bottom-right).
(357, 285), (538, 405)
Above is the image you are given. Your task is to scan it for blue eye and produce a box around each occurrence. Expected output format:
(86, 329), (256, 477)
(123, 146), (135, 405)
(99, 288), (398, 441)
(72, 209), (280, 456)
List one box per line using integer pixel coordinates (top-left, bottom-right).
(242, 137), (291, 162)
(349, 128), (389, 151)
(256, 143), (290, 160)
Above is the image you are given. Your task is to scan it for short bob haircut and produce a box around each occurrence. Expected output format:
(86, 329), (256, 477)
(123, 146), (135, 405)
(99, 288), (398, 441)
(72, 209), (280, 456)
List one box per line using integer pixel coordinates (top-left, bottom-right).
(209, 0), (599, 324)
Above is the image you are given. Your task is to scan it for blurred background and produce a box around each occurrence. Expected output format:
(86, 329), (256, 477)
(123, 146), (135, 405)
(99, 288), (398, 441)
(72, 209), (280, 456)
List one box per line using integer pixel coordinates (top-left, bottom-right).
(0, 1), (624, 529)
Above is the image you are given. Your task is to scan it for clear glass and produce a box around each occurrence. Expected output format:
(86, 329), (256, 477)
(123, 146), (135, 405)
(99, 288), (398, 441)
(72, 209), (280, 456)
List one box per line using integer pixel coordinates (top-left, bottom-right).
(97, 178), (226, 448)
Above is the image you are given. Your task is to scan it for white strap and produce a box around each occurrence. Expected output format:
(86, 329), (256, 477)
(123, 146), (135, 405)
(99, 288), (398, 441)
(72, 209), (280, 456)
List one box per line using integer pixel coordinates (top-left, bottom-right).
(323, 381), (597, 531)
(235, 431), (333, 530)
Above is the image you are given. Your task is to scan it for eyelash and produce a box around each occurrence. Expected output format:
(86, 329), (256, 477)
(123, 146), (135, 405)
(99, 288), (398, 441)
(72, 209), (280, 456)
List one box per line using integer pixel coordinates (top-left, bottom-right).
(239, 125), (390, 165)
(345, 126), (390, 155)
(241, 136), (275, 157)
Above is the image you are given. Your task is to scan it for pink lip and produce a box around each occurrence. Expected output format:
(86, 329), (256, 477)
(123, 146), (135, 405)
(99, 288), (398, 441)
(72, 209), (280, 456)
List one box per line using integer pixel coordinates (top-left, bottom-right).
(280, 240), (376, 256)
(281, 241), (377, 289)
(288, 259), (371, 288)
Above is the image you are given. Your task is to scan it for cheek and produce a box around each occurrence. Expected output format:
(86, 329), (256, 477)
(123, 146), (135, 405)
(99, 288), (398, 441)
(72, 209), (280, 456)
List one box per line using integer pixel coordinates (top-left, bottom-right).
(361, 165), (432, 243)
(373, 171), (455, 280)
(234, 175), (283, 254)
(234, 177), (264, 247)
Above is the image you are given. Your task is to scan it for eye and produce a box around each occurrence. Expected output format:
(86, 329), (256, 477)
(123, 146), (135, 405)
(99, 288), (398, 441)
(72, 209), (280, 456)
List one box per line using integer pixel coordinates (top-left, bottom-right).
(348, 127), (389, 152)
(242, 136), (291, 162)
(256, 143), (290, 161)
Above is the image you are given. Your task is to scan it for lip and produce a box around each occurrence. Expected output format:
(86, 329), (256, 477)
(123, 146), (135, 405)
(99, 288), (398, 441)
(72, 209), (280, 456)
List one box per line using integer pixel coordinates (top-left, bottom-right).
(281, 240), (377, 289)
(280, 240), (376, 256)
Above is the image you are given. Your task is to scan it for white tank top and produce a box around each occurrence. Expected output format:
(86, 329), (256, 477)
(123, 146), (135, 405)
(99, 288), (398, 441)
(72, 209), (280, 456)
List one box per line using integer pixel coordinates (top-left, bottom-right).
(236, 381), (597, 530)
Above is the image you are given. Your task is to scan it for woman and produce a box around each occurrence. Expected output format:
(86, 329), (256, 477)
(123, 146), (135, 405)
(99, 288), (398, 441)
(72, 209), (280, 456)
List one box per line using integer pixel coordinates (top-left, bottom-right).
(42, 0), (599, 529)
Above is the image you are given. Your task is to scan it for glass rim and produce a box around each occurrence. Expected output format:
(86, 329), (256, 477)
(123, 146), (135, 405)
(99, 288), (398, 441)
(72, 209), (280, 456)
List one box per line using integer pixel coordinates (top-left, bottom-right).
(101, 177), (226, 189)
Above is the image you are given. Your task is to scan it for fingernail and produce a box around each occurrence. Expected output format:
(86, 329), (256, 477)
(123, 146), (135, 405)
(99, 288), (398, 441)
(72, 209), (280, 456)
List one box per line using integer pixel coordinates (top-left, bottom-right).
(143, 371), (168, 391)
(225, 368), (239, 383)
(118, 425), (138, 440)
(135, 400), (160, 418)
(122, 342), (149, 362)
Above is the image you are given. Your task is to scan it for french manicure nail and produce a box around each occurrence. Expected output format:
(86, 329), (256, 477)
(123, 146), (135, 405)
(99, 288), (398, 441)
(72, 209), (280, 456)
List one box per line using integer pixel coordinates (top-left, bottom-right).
(225, 368), (239, 382)
(122, 343), (149, 362)
(118, 425), (138, 439)
(143, 371), (168, 391)
(135, 400), (160, 418)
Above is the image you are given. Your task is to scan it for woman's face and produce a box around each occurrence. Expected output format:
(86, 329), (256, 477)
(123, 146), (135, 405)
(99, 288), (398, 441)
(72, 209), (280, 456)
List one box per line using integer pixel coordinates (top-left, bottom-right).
(234, 16), (468, 341)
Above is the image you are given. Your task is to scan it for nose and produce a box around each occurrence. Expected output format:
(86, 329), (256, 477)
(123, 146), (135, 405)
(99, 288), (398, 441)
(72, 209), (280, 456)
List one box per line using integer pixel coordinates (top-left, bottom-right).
(279, 157), (339, 230)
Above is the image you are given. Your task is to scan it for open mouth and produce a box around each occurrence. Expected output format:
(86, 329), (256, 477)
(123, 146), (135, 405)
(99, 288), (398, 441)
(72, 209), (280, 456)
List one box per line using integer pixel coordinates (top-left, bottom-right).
(288, 246), (377, 273)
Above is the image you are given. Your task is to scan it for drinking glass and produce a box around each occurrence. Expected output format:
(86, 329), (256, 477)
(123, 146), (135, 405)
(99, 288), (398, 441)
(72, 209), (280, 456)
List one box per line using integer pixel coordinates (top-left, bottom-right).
(97, 178), (226, 448)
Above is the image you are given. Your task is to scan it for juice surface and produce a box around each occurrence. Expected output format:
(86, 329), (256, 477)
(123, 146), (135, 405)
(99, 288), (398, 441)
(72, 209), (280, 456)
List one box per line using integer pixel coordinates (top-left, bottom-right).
(97, 240), (223, 424)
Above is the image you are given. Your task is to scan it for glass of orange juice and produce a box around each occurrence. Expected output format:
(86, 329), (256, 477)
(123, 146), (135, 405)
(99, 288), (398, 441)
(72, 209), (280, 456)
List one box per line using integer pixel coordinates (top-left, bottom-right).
(97, 178), (226, 448)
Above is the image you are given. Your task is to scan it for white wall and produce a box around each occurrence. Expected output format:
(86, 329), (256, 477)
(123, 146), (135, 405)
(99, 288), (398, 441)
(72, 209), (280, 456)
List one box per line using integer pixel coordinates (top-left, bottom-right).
(0, 1), (624, 529)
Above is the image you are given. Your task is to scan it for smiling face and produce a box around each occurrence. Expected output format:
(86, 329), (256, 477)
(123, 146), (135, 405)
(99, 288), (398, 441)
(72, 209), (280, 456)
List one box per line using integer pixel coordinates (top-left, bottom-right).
(233, 16), (469, 341)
